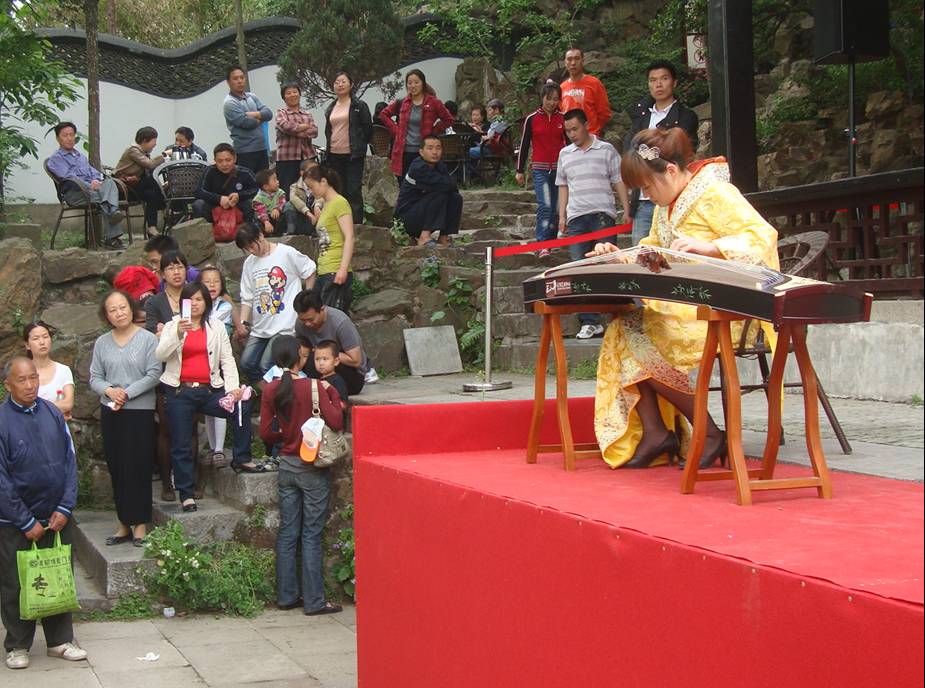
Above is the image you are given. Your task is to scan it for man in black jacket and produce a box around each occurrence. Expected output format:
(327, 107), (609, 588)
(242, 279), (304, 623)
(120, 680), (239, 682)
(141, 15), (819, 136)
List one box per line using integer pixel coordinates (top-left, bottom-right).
(624, 60), (699, 244)
(394, 135), (463, 246)
(192, 143), (259, 224)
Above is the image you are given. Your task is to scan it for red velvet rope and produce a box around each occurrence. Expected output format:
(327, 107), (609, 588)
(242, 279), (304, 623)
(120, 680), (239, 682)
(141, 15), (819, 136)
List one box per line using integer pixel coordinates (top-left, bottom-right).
(493, 222), (632, 258)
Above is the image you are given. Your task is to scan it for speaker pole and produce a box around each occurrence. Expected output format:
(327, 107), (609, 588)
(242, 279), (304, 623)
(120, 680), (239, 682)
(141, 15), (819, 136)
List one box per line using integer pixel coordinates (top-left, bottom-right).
(848, 53), (857, 177)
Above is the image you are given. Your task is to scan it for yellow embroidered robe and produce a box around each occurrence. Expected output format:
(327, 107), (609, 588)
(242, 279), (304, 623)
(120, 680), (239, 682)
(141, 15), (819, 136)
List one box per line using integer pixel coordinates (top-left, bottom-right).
(594, 160), (780, 468)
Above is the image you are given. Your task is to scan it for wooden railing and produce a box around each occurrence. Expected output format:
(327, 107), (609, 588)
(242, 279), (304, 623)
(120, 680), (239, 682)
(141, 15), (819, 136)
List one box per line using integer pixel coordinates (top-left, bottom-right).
(746, 168), (924, 298)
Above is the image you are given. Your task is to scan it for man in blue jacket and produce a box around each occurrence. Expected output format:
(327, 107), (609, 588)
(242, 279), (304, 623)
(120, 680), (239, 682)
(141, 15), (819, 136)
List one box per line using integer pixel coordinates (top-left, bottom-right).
(223, 65), (273, 174)
(0, 357), (87, 671)
(394, 135), (463, 247)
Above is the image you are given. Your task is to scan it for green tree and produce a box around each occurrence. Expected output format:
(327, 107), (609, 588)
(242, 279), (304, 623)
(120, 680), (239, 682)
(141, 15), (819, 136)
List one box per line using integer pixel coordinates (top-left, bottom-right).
(278, 0), (404, 108)
(0, 1), (80, 207)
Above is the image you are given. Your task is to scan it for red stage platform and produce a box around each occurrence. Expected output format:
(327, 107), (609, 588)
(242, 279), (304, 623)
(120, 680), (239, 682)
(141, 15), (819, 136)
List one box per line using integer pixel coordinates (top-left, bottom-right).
(353, 398), (923, 688)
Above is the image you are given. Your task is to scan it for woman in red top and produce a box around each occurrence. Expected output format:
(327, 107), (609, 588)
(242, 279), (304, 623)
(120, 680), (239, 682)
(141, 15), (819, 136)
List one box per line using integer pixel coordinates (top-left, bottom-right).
(515, 82), (568, 250)
(379, 69), (454, 180)
(155, 282), (259, 513)
(260, 335), (344, 616)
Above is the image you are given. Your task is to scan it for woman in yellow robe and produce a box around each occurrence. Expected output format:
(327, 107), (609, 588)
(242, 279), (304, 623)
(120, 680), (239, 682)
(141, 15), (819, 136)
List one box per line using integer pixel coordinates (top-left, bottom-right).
(592, 127), (780, 469)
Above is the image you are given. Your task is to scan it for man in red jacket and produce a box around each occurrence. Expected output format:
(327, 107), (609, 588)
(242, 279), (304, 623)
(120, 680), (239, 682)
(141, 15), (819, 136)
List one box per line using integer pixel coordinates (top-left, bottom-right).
(516, 82), (568, 254)
(560, 47), (613, 136)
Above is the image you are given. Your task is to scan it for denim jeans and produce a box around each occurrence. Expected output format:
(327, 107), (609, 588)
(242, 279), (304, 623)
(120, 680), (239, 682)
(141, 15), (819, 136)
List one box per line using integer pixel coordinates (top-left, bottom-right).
(566, 211), (615, 325)
(240, 334), (280, 383)
(632, 199), (656, 246)
(163, 384), (253, 500)
(276, 465), (332, 612)
(532, 169), (558, 242)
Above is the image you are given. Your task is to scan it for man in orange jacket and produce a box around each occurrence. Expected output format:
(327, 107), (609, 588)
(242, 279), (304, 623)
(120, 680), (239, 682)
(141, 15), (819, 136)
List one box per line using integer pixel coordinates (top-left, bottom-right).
(560, 47), (613, 136)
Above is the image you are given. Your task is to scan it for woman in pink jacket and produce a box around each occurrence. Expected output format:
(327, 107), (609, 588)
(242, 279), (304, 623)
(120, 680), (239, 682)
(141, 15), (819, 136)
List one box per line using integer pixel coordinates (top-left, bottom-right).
(379, 69), (454, 180)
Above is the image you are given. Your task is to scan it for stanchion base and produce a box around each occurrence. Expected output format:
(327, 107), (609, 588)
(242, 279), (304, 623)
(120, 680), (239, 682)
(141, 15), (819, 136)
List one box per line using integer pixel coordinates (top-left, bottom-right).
(462, 380), (513, 392)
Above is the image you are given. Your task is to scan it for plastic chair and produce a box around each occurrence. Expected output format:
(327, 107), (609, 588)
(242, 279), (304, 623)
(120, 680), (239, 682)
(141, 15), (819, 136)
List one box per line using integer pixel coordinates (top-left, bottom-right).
(158, 160), (208, 232)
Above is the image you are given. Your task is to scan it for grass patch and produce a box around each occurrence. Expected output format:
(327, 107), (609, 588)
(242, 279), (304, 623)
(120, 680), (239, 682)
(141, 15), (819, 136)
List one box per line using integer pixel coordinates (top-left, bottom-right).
(569, 359), (598, 380)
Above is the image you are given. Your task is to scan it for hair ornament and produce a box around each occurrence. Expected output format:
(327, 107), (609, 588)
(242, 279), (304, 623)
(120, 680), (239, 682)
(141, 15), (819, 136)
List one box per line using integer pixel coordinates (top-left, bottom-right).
(636, 144), (661, 161)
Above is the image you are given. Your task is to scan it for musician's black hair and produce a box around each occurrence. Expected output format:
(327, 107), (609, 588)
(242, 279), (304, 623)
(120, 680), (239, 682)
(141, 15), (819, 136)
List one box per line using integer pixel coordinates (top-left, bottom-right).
(622, 127), (694, 189)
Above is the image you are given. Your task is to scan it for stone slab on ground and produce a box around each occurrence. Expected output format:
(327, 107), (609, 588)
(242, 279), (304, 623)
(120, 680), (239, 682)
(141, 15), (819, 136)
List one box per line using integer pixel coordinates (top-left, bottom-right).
(73, 510), (154, 598)
(403, 325), (463, 376)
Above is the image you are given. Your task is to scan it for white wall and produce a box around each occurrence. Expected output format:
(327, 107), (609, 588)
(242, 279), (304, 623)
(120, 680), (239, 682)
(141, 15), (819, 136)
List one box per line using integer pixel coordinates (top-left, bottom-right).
(7, 57), (462, 204)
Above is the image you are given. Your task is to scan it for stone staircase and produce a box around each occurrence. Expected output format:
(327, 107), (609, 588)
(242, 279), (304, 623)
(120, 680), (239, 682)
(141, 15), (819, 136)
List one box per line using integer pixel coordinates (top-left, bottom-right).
(457, 188), (610, 374)
(73, 436), (352, 607)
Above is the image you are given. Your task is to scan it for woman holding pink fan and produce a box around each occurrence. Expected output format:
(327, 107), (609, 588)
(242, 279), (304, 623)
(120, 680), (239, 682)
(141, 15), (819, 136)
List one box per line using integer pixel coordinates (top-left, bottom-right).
(155, 282), (260, 513)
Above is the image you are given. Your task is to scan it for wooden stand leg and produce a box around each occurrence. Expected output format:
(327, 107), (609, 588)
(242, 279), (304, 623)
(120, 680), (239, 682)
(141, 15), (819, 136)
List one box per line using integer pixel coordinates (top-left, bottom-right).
(791, 325), (833, 499)
(527, 315), (552, 463)
(549, 314), (576, 470)
(716, 321), (752, 506)
(760, 324), (791, 479)
(681, 321), (720, 494)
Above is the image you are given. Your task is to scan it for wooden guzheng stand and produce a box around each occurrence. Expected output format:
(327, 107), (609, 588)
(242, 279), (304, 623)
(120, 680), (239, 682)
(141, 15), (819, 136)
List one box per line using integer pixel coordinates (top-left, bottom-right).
(522, 249), (872, 506)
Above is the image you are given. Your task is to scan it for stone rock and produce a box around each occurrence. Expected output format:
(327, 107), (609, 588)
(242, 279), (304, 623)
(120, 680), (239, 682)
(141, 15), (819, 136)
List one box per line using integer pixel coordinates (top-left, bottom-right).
(43, 247), (110, 284)
(868, 129), (902, 173)
(693, 101), (712, 122)
(362, 156), (398, 227)
(770, 58), (792, 80)
(413, 286), (448, 327)
(279, 235), (318, 262)
(357, 316), (410, 373)
(105, 241), (146, 272)
(455, 57), (499, 108)
(696, 120), (712, 157)
(41, 303), (104, 338)
(0, 239), (42, 361)
(215, 242), (245, 282)
(865, 91), (905, 121)
(0, 223), (42, 250)
(171, 218), (216, 264)
(353, 288), (414, 320)
(753, 74), (781, 98)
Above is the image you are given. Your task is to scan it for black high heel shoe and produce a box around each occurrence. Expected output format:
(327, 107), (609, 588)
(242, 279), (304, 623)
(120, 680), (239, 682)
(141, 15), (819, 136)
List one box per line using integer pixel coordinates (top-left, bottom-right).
(624, 432), (681, 469)
(698, 433), (728, 469)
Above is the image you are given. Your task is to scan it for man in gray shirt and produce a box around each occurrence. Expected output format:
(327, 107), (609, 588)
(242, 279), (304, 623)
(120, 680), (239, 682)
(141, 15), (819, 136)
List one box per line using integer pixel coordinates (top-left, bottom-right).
(556, 108), (630, 339)
(293, 288), (368, 396)
(223, 65), (273, 174)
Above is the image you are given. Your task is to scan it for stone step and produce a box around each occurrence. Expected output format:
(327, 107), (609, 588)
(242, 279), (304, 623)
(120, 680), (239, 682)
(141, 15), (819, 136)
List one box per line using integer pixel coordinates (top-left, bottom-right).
(75, 557), (112, 613)
(489, 312), (580, 340)
(495, 336), (602, 371)
(203, 468), (279, 511)
(152, 497), (253, 545)
(460, 213), (535, 231)
(462, 199), (538, 216)
(461, 189), (536, 203)
(72, 510), (154, 599)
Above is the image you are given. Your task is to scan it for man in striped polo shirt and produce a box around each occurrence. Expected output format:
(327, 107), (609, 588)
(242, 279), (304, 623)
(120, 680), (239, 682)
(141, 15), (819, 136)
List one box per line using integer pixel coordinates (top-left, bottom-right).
(556, 108), (630, 338)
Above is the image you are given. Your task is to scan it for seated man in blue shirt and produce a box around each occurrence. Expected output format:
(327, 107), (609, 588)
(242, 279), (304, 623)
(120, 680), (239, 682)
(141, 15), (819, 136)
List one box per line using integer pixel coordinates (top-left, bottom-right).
(46, 121), (126, 249)
(191, 143), (259, 225)
(395, 135), (463, 247)
(0, 357), (87, 670)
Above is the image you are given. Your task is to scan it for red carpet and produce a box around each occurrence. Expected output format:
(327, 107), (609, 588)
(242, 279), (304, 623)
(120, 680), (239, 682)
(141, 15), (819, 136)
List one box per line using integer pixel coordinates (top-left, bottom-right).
(353, 398), (923, 688)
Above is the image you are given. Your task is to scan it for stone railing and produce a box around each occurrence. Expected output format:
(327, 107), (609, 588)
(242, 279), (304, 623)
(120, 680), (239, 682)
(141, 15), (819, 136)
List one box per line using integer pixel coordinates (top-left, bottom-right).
(746, 167), (924, 298)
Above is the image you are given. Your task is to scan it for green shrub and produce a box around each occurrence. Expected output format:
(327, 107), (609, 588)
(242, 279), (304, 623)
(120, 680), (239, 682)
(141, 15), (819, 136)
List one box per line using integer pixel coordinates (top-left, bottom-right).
(328, 505), (355, 600)
(143, 521), (275, 617)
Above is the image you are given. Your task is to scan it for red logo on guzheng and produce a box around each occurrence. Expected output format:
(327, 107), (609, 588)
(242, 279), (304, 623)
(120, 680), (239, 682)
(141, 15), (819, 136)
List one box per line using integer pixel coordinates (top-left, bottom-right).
(545, 279), (572, 297)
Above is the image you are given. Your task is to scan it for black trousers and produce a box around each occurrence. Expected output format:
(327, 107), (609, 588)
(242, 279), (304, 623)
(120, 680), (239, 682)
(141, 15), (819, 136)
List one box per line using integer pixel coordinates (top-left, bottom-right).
(236, 150), (269, 175)
(0, 522), (75, 652)
(101, 406), (154, 526)
(135, 174), (165, 228)
(397, 190), (463, 239)
(275, 159), (303, 201)
(325, 153), (366, 224)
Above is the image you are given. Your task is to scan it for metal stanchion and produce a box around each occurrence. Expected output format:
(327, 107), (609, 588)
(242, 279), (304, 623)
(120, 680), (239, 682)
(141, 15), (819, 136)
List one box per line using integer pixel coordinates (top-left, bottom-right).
(462, 246), (512, 392)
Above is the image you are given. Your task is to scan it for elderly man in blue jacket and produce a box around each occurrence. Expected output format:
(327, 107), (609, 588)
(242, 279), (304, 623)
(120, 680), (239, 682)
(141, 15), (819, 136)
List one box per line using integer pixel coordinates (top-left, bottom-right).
(223, 65), (273, 175)
(0, 356), (87, 671)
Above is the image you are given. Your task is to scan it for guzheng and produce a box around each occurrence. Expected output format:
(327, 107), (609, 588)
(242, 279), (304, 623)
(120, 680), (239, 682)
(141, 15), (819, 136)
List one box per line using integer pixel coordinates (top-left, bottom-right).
(522, 247), (872, 325)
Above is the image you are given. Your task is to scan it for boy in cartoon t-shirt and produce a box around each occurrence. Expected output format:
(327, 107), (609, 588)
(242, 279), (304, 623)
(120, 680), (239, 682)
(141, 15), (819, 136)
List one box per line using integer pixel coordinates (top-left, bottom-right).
(236, 224), (316, 386)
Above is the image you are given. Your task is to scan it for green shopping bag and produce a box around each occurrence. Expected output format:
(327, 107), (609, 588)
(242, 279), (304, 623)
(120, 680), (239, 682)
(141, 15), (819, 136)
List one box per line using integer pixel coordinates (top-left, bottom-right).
(16, 531), (80, 620)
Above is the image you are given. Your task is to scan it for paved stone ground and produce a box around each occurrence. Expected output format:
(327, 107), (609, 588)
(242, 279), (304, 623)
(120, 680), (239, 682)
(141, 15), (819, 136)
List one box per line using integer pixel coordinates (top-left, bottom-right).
(13, 372), (919, 688)
(6, 607), (356, 688)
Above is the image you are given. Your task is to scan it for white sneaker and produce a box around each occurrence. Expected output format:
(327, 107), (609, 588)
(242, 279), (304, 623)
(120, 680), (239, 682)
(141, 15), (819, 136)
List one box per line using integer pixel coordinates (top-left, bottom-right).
(46, 642), (87, 662)
(364, 367), (379, 384)
(6, 649), (29, 669)
(537, 248), (551, 258)
(576, 324), (604, 339)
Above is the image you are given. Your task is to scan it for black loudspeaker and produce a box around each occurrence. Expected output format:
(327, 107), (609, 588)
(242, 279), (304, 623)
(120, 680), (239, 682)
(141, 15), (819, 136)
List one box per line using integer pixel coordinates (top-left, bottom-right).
(814, 0), (890, 64)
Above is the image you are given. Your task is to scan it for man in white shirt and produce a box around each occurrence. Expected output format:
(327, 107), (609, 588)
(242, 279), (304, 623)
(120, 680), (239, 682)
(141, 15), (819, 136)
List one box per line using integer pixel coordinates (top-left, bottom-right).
(235, 225), (316, 385)
(556, 109), (630, 339)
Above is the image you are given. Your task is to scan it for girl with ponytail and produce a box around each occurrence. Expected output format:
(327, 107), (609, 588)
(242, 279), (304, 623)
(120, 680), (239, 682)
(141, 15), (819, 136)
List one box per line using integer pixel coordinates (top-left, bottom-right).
(259, 334), (344, 615)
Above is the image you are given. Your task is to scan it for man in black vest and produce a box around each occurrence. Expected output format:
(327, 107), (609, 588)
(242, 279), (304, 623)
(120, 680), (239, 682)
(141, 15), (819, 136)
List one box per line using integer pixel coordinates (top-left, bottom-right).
(625, 60), (699, 244)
